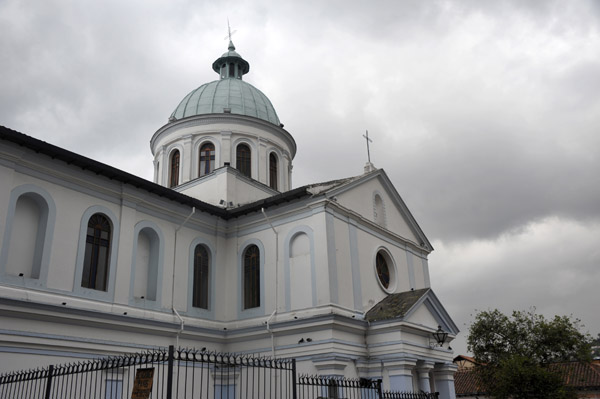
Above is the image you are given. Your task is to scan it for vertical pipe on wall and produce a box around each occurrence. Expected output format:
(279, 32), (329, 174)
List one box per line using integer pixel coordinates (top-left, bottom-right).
(261, 207), (278, 358)
(172, 207), (196, 347)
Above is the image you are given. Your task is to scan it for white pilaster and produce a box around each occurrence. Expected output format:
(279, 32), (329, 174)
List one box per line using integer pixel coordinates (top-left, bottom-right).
(385, 359), (417, 392)
(433, 363), (458, 399)
(416, 361), (435, 393)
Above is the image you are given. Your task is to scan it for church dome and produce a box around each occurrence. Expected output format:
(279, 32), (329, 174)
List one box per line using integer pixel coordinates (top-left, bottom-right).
(169, 41), (281, 126)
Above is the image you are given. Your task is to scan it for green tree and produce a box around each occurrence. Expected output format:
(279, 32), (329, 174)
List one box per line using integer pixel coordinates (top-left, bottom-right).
(592, 333), (600, 359)
(467, 308), (592, 399)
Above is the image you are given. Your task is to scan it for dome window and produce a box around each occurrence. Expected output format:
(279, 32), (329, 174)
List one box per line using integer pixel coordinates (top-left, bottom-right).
(269, 153), (278, 190)
(199, 143), (215, 177)
(236, 144), (251, 178)
(169, 150), (180, 188)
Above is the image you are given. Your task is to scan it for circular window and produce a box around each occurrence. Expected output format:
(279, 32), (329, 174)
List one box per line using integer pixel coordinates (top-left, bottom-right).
(375, 249), (396, 293)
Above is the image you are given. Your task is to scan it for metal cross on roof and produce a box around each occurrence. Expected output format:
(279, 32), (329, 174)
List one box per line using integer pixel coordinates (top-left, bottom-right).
(363, 130), (373, 163)
(225, 19), (237, 41)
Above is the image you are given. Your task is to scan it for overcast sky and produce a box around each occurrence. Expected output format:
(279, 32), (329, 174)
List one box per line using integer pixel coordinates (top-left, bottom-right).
(1, 0), (599, 356)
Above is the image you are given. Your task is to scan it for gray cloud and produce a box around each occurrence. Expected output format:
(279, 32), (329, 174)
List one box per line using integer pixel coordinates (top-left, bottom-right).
(1, 0), (599, 354)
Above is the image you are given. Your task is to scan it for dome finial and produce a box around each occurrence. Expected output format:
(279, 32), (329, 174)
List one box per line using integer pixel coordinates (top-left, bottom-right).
(214, 21), (249, 79)
(225, 19), (236, 51)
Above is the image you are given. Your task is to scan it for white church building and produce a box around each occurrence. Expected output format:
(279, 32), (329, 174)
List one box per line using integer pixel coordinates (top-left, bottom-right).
(0, 39), (459, 398)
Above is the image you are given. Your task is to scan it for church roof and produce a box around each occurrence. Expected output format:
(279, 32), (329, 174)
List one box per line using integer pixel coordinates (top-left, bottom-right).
(0, 126), (307, 219)
(305, 176), (364, 195)
(365, 288), (430, 322)
(169, 41), (280, 126)
(364, 287), (460, 334)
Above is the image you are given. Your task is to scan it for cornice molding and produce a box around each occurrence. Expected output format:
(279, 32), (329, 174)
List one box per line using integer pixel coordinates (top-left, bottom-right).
(151, 114), (297, 159)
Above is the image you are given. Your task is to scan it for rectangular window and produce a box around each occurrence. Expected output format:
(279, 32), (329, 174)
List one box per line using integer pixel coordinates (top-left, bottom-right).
(105, 379), (122, 399)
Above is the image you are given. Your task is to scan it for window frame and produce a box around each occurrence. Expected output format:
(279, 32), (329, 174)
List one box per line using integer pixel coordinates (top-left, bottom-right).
(198, 142), (216, 177)
(192, 244), (210, 309)
(81, 213), (112, 291)
(187, 238), (216, 318)
(169, 149), (180, 188)
(238, 239), (265, 318)
(236, 144), (252, 178)
(374, 247), (397, 294)
(269, 152), (278, 190)
(74, 206), (120, 301)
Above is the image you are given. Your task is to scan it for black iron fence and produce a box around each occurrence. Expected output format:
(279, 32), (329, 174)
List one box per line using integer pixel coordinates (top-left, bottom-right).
(0, 346), (295, 399)
(0, 347), (440, 399)
(382, 391), (440, 399)
(298, 375), (382, 398)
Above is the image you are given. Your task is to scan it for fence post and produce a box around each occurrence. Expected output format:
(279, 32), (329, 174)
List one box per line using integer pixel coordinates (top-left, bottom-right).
(44, 365), (54, 399)
(291, 359), (297, 399)
(376, 378), (383, 398)
(166, 345), (174, 399)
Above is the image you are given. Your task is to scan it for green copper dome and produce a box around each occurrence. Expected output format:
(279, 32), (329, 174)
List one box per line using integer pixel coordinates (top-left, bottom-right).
(170, 41), (280, 126)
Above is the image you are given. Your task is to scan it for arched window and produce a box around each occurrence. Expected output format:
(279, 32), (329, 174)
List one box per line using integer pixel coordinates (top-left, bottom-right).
(236, 144), (251, 178)
(193, 244), (210, 309)
(82, 213), (111, 291)
(243, 245), (260, 309)
(199, 143), (215, 177)
(269, 153), (278, 190)
(374, 193), (386, 227)
(169, 150), (180, 188)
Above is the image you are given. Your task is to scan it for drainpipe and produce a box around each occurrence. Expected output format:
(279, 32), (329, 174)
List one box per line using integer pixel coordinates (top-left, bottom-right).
(261, 207), (278, 358)
(266, 309), (277, 358)
(172, 207), (196, 348)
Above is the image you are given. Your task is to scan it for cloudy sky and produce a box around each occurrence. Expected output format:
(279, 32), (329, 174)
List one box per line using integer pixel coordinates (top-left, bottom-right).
(1, 0), (599, 355)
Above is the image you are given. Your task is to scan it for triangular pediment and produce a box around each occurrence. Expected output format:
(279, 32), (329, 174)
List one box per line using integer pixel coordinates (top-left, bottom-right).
(365, 288), (459, 335)
(312, 169), (432, 251)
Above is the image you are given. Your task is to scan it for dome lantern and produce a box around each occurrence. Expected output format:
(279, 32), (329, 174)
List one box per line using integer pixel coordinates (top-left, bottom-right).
(212, 40), (250, 80)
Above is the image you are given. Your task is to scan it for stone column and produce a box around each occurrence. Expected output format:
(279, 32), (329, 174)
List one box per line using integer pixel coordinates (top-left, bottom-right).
(416, 361), (435, 393)
(386, 359), (417, 392)
(433, 363), (457, 399)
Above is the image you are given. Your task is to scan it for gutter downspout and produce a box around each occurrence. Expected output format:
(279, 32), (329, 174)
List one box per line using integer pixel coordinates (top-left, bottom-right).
(266, 309), (277, 358)
(172, 207), (196, 348)
(261, 207), (278, 358)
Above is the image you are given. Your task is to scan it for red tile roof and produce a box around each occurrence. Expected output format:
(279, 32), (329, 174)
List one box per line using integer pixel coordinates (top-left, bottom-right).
(454, 361), (600, 396)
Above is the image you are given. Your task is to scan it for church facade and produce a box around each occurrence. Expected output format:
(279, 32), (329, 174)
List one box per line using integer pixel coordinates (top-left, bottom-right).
(0, 40), (458, 398)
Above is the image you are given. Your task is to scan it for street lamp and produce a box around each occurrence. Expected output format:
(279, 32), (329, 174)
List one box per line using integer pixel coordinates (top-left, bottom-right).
(431, 325), (448, 348)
